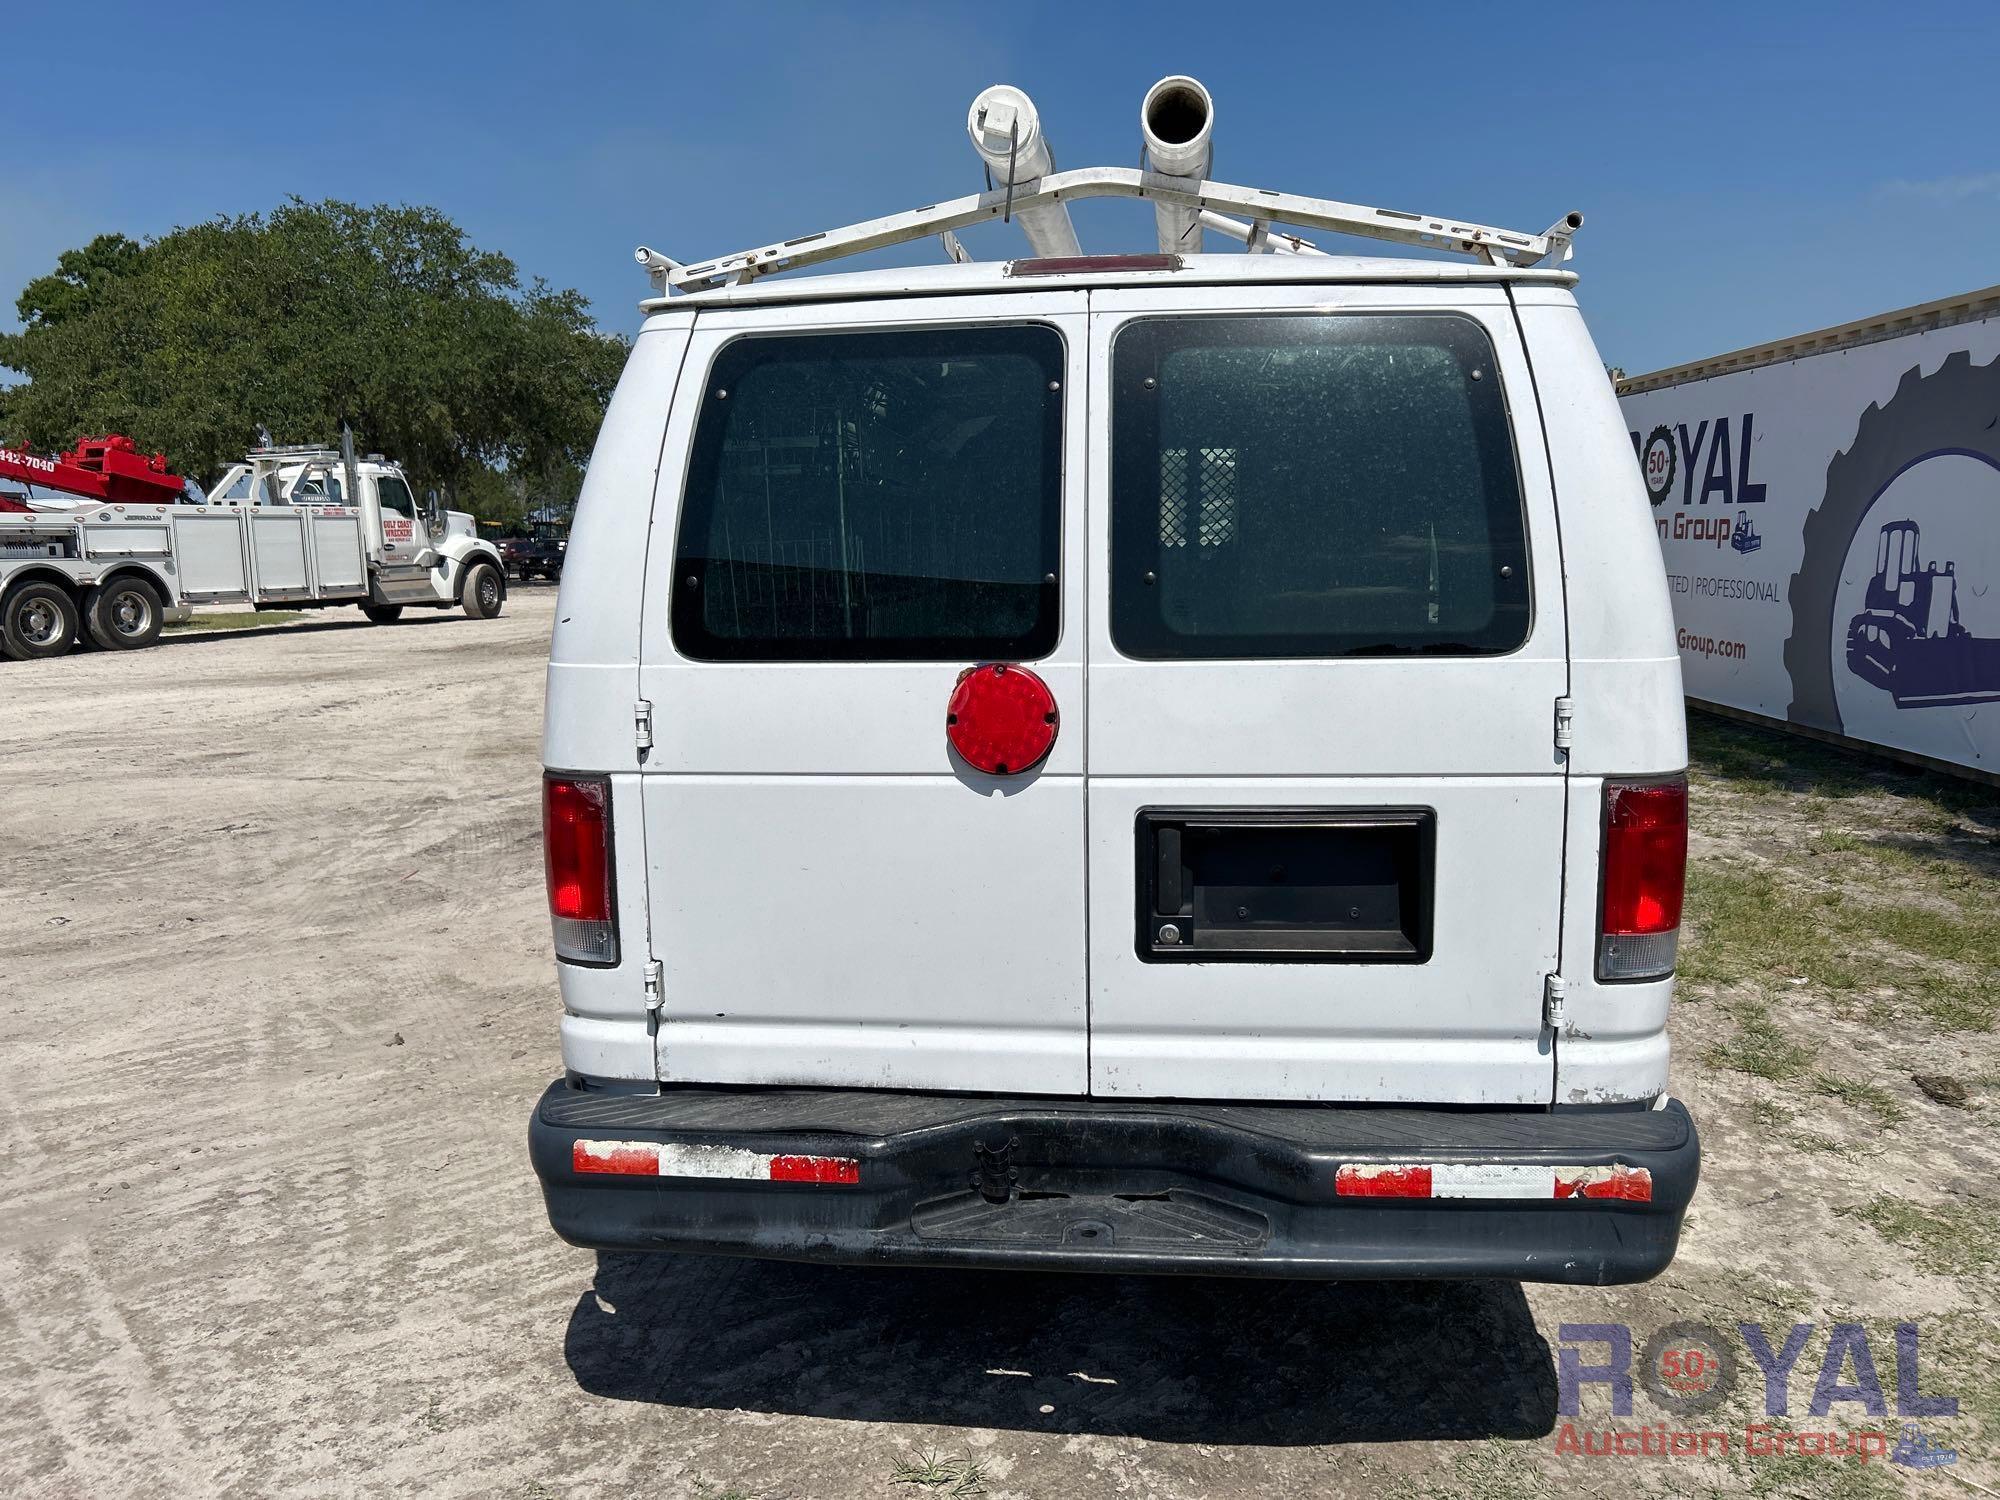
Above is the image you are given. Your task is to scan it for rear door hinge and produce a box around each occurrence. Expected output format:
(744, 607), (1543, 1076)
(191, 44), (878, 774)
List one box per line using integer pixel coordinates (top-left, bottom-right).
(633, 698), (654, 755)
(642, 957), (664, 1015)
(1544, 972), (1569, 1030)
(1553, 695), (1575, 753)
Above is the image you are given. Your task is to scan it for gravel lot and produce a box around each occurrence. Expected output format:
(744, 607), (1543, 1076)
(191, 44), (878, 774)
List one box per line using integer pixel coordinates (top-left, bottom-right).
(1, 587), (1993, 1499)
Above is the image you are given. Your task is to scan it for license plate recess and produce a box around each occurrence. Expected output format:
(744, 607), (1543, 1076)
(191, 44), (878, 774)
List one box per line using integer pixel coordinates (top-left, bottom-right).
(1135, 808), (1436, 963)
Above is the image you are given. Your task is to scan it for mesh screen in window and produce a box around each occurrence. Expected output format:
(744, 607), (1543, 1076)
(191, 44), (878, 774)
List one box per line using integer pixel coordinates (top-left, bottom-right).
(1110, 314), (1531, 659)
(671, 324), (1064, 661)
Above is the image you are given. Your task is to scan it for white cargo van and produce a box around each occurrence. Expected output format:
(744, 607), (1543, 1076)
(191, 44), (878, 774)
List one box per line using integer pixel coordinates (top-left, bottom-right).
(531, 80), (1698, 1282)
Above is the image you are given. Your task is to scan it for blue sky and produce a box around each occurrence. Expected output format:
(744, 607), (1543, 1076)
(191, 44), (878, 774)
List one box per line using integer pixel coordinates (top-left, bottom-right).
(4, 1), (1998, 377)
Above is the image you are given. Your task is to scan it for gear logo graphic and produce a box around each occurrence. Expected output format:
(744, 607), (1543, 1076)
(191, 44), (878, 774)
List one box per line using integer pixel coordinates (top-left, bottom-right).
(1641, 425), (1676, 506)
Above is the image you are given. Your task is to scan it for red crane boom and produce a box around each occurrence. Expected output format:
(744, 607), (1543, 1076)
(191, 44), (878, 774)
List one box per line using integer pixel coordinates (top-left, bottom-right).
(0, 434), (186, 511)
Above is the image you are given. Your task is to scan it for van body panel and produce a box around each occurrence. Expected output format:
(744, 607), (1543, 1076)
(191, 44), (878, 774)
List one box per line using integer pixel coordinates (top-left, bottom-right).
(545, 327), (691, 1074)
(536, 256), (1697, 1282)
(635, 294), (1092, 1093)
(1082, 286), (1569, 1102)
(549, 321), (692, 676)
(1510, 294), (1687, 778)
(1512, 293), (1684, 1102)
(560, 1013), (654, 1081)
(551, 773), (653, 1071)
(643, 773), (1088, 1091)
(1554, 773), (1678, 1103)
(1086, 777), (1562, 1102)
(550, 276), (1683, 1110)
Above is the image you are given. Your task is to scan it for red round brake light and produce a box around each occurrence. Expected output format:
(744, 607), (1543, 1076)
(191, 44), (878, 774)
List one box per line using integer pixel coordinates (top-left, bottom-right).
(945, 664), (1057, 775)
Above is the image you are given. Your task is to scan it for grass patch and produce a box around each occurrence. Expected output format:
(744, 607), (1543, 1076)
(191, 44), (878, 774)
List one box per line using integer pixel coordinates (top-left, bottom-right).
(1381, 1443), (1544, 1500)
(1678, 862), (1995, 1032)
(1688, 714), (1881, 801)
(1703, 1002), (1814, 1081)
(1868, 901), (2000, 971)
(167, 610), (304, 631)
(1677, 866), (1865, 993)
(1919, 979), (1998, 1033)
(889, 1451), (986, 1498)
(1843, 1196), (2000, 1279)
(1690, 711), (2000, 825)
(1750, 1098), (1797, 1129)
(1735, 1446), (1903, 1499)
(1812, 1072), (1905, 1126)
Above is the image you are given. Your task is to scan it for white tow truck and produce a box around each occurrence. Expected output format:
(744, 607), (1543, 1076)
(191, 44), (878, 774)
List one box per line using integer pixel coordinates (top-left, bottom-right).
(0, 431), (507, 659)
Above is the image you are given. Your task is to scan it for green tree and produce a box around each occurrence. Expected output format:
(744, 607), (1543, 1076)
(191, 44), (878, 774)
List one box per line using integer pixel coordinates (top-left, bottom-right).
(0, 201), (625, 518)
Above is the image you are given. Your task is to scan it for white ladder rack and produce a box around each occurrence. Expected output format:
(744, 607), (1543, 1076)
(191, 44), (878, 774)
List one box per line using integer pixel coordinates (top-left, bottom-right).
(639, 166), (1581, 296)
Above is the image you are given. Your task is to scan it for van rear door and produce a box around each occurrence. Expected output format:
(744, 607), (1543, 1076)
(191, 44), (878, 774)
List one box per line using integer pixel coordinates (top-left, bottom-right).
(636, 294), (1091, 1094)
(1084, 284), (1568, 1104)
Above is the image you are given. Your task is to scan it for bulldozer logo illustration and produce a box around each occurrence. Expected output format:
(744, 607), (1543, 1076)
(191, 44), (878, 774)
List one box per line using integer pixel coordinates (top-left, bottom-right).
(1784, 350), (2000, 730)
(1846, 519), (2000, 707)
(1729, 511), (1762, 555)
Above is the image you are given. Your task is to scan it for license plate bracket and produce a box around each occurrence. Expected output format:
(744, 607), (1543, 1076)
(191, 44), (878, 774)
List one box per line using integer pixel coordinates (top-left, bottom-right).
(1135, 807), (1436, 963)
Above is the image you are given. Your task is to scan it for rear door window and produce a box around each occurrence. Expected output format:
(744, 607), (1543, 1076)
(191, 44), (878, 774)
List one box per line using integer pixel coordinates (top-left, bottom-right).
(1110, 314), (1530, 658)
(672, 324), (1065, 661)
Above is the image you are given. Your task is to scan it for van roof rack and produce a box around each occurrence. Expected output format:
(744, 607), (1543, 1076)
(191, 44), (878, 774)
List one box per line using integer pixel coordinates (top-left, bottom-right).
(639, 166), (1583, 297)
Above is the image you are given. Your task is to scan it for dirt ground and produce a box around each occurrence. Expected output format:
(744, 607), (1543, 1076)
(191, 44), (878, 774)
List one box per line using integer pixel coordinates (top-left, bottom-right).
(2, 588), (1994, 1500)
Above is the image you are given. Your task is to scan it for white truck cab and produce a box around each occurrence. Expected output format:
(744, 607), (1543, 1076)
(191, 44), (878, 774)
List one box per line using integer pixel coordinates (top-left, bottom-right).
(531, 80), (1698, 1283)
(0, 435), (507, 659)
(204, 443), (506, 622)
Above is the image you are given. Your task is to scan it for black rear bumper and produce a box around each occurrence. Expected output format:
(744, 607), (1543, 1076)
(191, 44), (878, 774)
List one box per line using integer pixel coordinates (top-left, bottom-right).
(530, 1081), (1698, 1284)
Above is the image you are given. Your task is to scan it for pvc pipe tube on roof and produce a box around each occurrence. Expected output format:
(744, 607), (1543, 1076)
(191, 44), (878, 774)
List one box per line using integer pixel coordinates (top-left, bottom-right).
(1141, 75), (1214, 254)
(966, 85), (1082, 260)
(1197, 210), (1328, 256)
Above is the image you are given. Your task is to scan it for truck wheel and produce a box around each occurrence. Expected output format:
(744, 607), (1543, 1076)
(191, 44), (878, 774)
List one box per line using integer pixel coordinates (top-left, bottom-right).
(85, 576), (165, 650)
(462, 561), (503, 619)
(362, 604), (405, 625)
(2, 581), (81, 661)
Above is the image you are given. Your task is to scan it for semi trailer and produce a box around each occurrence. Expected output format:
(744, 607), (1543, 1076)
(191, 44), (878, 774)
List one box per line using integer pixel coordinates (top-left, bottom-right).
(1617, 284), (2000, 782)
(0, 432), (507, 660)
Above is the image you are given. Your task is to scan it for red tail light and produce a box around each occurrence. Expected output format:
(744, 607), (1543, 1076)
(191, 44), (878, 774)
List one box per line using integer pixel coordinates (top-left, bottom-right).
(544, 774), (618, 965)
(1598, 775), (1687, 981)
(945, 663), (1058, 776)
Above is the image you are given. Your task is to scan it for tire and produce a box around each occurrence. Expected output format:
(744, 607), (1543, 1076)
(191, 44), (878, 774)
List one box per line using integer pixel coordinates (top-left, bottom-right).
(85, 575), (164, 651)
(362, 603), (405, 625)
(1783, 348), (2000, 732)
(462, 560), (503, 619)
(2, 581), (80, 661)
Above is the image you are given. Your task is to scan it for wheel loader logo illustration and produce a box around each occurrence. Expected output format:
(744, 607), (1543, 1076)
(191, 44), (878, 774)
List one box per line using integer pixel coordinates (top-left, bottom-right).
(1784, 350), (2000, 726)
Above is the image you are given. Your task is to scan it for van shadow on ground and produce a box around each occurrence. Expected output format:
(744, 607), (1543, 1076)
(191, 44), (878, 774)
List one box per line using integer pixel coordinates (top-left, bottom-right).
(566, 1253), (1557, 1445)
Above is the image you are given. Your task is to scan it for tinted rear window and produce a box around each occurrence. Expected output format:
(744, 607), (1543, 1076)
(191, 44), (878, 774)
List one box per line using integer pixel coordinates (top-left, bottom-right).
(1110, 315), (1530, 658)
(672, 324), (1064, 661)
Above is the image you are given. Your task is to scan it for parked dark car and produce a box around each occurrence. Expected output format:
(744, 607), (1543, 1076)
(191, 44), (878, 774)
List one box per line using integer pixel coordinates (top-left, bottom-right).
(499, 520), (568, 582)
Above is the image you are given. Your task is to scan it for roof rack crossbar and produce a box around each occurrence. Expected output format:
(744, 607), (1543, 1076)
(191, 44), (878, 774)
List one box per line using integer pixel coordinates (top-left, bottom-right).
(641, 166), (1580, 296)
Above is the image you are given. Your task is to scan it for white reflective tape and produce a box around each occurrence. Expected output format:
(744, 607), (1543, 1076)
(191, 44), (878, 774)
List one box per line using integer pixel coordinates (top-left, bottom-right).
(1428, 1164), (1559, 1199)
(573, 1139), (860, 1185)
(656, 1143), (773, 1180)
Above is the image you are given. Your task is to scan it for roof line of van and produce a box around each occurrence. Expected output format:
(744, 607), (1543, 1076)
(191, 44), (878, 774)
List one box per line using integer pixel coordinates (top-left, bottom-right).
(640, 255), (1578, 313)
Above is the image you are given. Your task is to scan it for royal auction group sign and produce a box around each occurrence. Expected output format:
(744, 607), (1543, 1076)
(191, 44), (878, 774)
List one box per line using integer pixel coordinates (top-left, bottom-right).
(1619, 314), (2000, 778)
